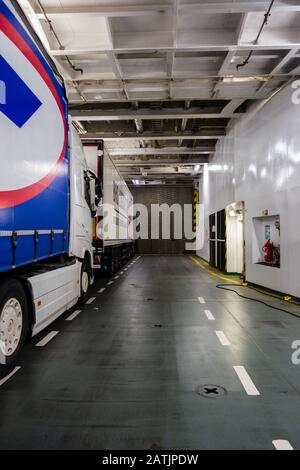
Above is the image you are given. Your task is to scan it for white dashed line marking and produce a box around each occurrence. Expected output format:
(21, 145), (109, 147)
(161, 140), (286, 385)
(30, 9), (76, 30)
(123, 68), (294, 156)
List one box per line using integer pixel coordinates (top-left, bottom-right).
(114, 276), (120, 280)
(0, 367), (21, 387)
(216, 330), (231, 346)
(204, 310), (215, 321)
(66, 310), (81, 322)
(273, 440), (294, 450)
(86, 297), (96, 305)
(198, 297), (206, 304)
(233, 366), (260, 396)
(107, 281), (114, 286)
(98, 288), (106, 294)
(36, 331), (59, 347)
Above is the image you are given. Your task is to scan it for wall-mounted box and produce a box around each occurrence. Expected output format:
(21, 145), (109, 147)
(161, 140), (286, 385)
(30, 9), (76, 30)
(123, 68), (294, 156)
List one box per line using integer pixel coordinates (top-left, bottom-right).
(252, 215), (280, 268)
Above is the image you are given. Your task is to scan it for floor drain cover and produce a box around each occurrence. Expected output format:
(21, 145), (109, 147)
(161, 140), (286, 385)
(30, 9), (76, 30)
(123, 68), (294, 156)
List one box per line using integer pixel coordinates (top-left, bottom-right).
(154, 324), (163, 328)
(196, 385), (227, 399)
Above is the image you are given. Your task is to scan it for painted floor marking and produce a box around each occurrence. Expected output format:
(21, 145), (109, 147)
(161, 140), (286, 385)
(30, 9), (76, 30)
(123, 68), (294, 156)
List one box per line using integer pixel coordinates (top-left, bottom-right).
(66, 310), (81, 322)
(86, 297), (96, 305)
(98, 288), (106, 294)
(107, 281), (114, 286)
(233, 366), (260, 396)
(36, 331), (59, 347)
(204, 310), (215, 321)
(216, 330), (231, 346)
(273, 440), (294, 450)
(190, 256), (242, 286)
(198, 297), (206, 304)
(0, 367), (21, 387)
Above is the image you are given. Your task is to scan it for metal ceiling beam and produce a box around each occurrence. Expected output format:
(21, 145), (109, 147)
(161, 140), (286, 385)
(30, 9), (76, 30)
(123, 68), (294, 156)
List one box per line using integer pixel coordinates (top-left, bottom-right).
(218, 51), (236, 77)
(124, 174), (198, 180)
(113, 158), (209, 166)
(129, 182), (197, 186)
(71, 108), (242, 121)
(128, 184), (194, 187)
(121, 172), (196, 177)
(270, 48), (299, 75)
(180, 1), (300, 13)
(109, 148), (214, 157)
(51, 43), (300, 56)
(34, 1), (300, 18)
(221, 99), (245, 115)
(236, 13), (249, 45)
(80, 132), (224, 142)
(35, 4), (173, 18)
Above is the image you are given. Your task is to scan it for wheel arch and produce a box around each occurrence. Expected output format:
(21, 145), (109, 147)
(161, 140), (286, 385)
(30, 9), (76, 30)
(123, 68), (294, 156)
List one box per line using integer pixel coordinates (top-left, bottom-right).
(0, 275), (34, 338)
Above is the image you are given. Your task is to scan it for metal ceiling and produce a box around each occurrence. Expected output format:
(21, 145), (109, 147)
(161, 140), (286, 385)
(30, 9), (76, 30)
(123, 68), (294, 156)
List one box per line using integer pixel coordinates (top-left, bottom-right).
(20, 0), (300, 185)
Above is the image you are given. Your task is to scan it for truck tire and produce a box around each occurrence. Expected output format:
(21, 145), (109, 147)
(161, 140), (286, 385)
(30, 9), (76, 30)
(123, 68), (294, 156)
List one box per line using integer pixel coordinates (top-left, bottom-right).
(79, 259), (91, 304)
(0, 279), (29, 374)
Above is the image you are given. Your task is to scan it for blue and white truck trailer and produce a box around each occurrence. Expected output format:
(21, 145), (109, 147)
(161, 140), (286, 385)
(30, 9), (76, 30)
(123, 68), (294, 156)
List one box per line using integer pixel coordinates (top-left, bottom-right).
(0, 0), (101, 372)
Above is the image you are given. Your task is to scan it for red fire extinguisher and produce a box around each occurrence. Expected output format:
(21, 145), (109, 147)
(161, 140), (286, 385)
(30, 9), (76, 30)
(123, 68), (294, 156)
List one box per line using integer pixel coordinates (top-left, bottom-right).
(263, 240), (274, 263)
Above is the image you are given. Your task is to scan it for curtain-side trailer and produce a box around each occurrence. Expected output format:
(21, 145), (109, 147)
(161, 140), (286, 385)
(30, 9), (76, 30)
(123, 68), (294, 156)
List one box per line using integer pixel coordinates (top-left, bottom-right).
(84, 143), (135, 276)
(0, 0), (101, 373)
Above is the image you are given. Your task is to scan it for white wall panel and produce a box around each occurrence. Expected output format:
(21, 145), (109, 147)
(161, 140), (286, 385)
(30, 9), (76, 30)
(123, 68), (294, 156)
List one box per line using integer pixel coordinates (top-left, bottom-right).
(198, 84), (300, 297)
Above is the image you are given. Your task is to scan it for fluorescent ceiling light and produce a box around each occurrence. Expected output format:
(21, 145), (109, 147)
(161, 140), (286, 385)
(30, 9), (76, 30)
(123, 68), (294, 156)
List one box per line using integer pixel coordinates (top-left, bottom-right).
(223, 76), (268, 84)
(209, 164), (222, 172)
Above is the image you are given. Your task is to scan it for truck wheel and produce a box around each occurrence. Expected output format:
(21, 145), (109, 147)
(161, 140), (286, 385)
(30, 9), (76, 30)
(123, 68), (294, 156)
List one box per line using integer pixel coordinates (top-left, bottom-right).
(0, 279), (29, 374)
(79, 259), (91, 304)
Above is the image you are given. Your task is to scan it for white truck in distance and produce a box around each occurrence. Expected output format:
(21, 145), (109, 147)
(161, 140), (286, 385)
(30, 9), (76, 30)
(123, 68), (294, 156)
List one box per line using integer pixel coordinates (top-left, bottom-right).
(84, 143), (135, 276)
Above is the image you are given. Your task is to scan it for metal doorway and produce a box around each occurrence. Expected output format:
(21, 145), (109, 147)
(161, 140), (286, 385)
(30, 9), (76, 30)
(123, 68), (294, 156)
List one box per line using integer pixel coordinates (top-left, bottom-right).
(131, 186), (194, 255)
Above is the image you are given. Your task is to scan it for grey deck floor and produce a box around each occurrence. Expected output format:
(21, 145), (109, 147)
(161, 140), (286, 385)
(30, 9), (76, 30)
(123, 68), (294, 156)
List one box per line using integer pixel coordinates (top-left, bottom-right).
(0, 255), (300, 450)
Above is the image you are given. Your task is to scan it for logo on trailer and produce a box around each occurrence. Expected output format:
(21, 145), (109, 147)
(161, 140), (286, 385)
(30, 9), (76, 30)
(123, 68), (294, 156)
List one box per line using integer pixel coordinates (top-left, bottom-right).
(0, 55), (42, 127)
(0, 2), (67, 209)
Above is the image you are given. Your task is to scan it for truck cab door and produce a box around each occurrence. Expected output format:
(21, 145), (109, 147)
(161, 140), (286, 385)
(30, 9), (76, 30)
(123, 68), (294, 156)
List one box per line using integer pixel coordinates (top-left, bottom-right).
(69, 124), (93, 261)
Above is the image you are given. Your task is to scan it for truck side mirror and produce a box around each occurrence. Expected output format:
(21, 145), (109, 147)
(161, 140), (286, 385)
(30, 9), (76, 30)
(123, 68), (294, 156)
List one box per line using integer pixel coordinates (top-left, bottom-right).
(86, 171), (102, 216)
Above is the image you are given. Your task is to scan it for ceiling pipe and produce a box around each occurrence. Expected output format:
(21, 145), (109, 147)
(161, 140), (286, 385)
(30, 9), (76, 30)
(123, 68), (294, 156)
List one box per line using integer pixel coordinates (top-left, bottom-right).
(236, 0), (275, 71)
